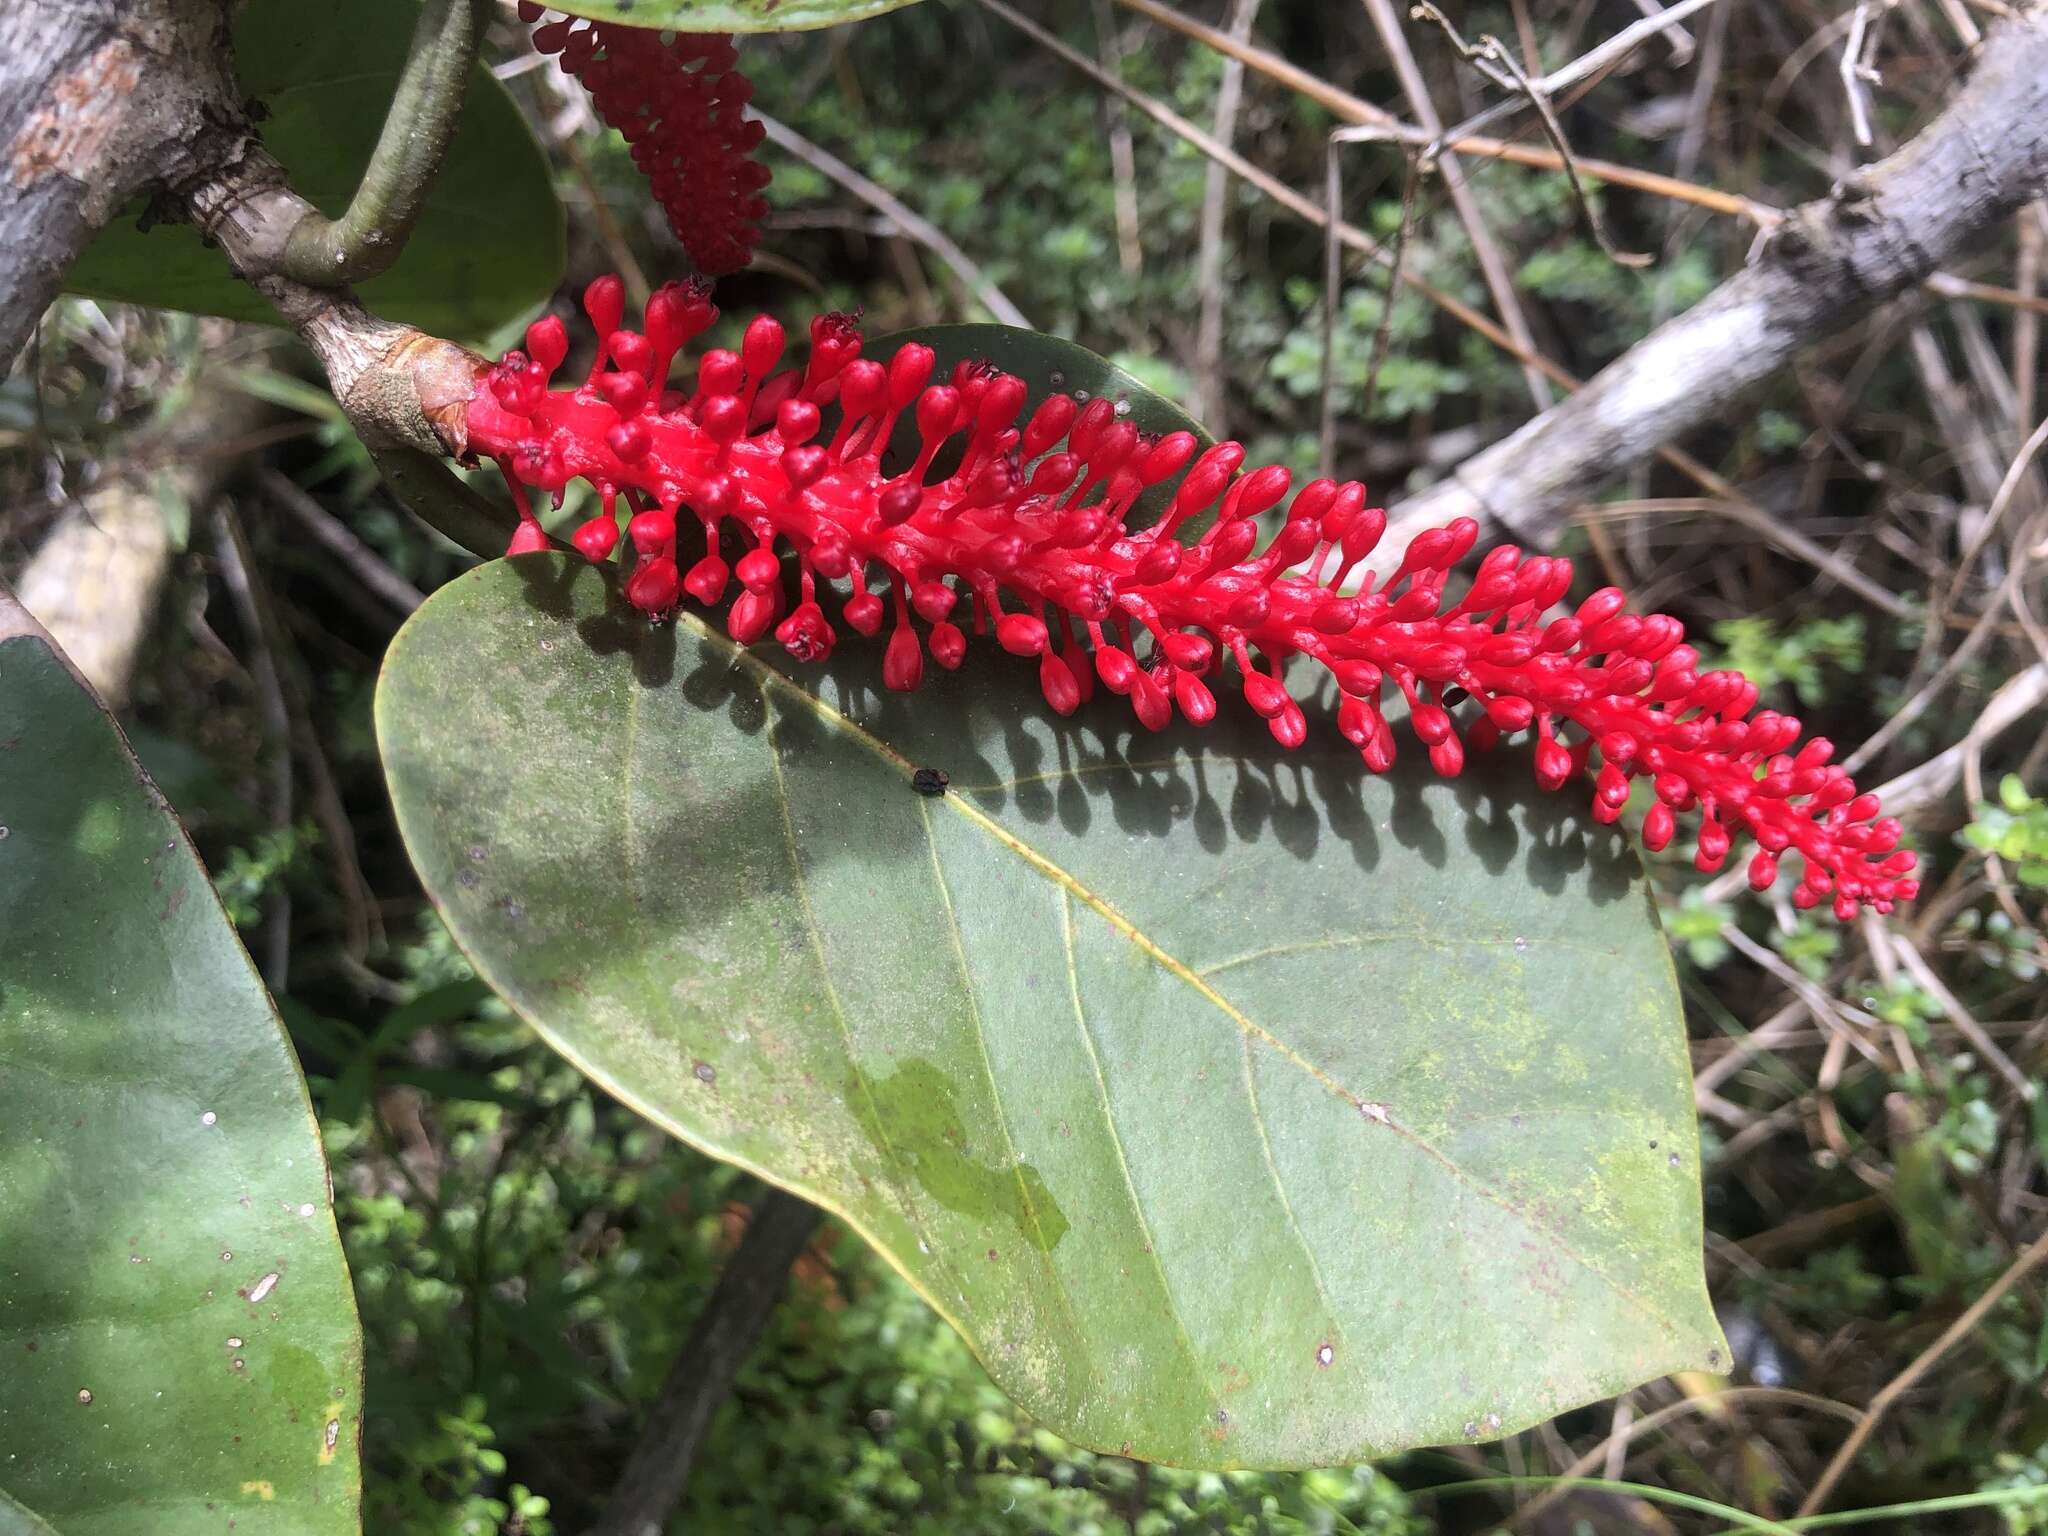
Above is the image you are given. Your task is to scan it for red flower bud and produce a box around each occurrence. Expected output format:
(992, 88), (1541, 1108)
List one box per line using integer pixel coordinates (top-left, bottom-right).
(466, 286), (1915, 921)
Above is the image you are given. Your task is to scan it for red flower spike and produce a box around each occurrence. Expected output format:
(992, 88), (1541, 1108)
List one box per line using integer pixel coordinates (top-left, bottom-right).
(525, 10), (767, 275)
(468, 283), (1918, 921)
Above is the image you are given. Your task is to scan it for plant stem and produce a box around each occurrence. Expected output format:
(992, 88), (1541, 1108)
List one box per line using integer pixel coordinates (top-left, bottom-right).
(278, 0), (492, 286)
(589, 1188), (822, 1536)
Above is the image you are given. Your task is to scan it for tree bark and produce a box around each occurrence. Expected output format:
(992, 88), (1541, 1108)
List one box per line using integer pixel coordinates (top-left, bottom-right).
(0, 1), (245, 376)
(1385, 4), (2048, 554)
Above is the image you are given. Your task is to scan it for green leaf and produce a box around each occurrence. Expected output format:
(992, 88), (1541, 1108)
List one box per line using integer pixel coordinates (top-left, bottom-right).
(542, 0), (926, 33)
(865, 324), (1215, 533)
(2001, 773), (2035, 815)
(376, 555), (1725, 1469)
(0, 632), (363, 1533)
(65, 0), (563, 339)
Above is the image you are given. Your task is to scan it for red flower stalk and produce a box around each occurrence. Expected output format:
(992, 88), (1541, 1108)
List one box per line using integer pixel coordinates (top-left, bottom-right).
(519, 5), (768, 275)
(467, 276), (1920, 921)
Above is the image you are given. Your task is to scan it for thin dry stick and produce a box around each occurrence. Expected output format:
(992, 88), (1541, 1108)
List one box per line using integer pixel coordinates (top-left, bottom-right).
(1320, 123), (1408, 474)
(262, 470), (426, 615)
(1359, 0), (1554, 408)
(1800, 1223), (2048, 1515)
(1870, 660), (2048, 817)
(1354, 147), (1425, 439)
(212, 505), (294, 991)
(2018, 209), (2043, 426)
(1948, 411), (2048, 603)
(1410, 3), (1652, 268)
(1109, 0), (1776, 222)
(753, 113), (1029, 328)
(1693, 999), (1809, 1098)
(1590, 496), (1915, 618)
(1194, 0), (1263, 431)
(1428, 0), (1721, 148)
(1845, 509), (2048, 772)
(1839, 2), (1884, 149)
(1879, 926), (2036, 1100)
(1625, 0), (1701, 61)
(976, 0), (1510, 352)
(1924, 269), (2048, 320)
(1088, 0), (1145, 277)
(1719, 925), (1884, 1069)
(974, 0), (1898, 576)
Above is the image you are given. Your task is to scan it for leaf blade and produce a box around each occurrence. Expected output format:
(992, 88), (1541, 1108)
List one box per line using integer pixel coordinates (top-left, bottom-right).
(0, 635), (363, 1535)
(376, 554), (1724, 1468)
(538, 0), (926, 33)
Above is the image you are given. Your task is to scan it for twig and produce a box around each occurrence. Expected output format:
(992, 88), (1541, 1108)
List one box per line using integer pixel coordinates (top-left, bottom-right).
(1947, 411), (2048, 606)
(590, 1189), (822, 1536)
(1089, 0), (1145, 278)
(1425, 0), (1721, 150)
(1410, 3), (1652, 268)
(1863, 661), (2048, 818)
(1719, 925), (1883, 1069)
(1320, 123), (1411, 475)
(212, 505), (294, 991)
(279, 0), (493, 285)
(975, 0), (1543, 380)
(1194, 0), (1263, 431)
(1694, 999), (1809, 1098)
(1360, 0), (1554, 408)
(1843, 510), (2046, 773)
(1800, 1223), (2048, 1514)
(2017, 208), (2043, 428)
(754, 113), (1028, 328)
(1924, 268), (2048, 319)
(1625, 0), (1700, 63)
(1108, 0), (1776, 223)
(1385, 7), (2048, 554)
(1838, 2), (1884, 150)
(1587, 496), (1915, 618)
(975, 0), (1901, 575)
(262, 468), (426, 615)
(1875, 925), (2036, 1101)
(1355, 145), (1423, 439)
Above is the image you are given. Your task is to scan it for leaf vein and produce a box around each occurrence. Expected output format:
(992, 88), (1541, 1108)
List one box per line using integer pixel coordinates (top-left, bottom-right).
(725, 634), (1690, 1345)
(917, 799), (1099, 1393)
(1060, 888), (1224, 1420)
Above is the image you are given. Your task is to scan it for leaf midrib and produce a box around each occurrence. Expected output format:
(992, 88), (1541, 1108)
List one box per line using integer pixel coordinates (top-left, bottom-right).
(700, 612), (1694, 1343)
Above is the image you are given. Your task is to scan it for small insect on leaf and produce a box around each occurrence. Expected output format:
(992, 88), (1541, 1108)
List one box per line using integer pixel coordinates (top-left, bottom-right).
(911, 767), (950, 797)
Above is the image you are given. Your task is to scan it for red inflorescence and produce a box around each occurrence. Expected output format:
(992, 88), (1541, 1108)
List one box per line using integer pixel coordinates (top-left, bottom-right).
(519, 5), (768, 276)
(468, 275), (1920, 921)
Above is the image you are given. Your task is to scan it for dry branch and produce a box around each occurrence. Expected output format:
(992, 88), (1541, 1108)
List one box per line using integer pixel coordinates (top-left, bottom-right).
(0, 1), (245, 374)
(1386, 5), (2048, 555)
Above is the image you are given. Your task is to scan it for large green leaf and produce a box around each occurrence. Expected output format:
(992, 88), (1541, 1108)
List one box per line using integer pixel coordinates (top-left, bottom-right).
(0, 626), (363, 1534)
(864, 324), (1215, 532)
(377, 554), (1725, 1469)
(65, 0), (563, 339)
(543, 0), (925, 33)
